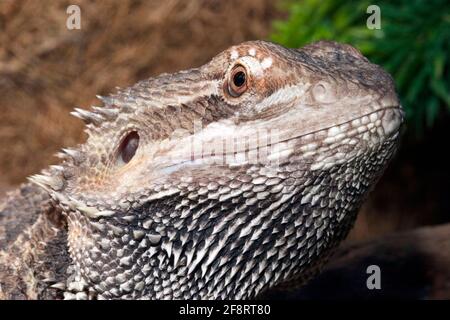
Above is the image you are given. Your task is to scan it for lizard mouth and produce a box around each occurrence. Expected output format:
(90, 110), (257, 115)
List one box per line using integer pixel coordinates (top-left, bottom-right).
(157, 105), (405, 172)
(256, 105), (405, 147)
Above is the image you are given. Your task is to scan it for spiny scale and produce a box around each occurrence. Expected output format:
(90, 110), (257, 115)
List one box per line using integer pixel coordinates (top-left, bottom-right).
(60, 148), (80, 159)
(28, 173), (63, 191)
(96, 94), (120, 108)
(71, 107), (104, 125)
(91, 106), (119, 120)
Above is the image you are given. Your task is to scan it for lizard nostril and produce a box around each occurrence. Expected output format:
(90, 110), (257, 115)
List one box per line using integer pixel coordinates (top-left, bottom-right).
(312, 82), (327, 101)
(312, 81), (335, 103)
(118, 131), (139, 164)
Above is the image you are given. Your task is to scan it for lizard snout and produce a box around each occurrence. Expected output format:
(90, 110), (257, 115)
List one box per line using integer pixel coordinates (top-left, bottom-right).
(381, 107), (405, 137)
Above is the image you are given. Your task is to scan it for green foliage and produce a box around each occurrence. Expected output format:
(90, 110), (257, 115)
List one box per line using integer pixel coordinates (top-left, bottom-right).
(271, 0), (450, 135)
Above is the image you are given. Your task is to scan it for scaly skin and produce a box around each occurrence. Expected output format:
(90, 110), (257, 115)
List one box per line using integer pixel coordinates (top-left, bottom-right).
(0, 40), (404, 299)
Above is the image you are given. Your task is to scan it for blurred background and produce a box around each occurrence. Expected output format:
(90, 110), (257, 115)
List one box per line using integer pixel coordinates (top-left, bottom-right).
(0, 0), (449, 245)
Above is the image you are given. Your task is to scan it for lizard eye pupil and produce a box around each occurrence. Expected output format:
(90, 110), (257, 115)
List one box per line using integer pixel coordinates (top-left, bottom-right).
(233, 71), (246, 87)
(227, 65), (248, 97)
(119, 131), (139, 164)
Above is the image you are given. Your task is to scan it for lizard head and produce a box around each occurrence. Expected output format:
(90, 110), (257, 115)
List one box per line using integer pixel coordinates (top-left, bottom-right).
(30, 40), (404, 299)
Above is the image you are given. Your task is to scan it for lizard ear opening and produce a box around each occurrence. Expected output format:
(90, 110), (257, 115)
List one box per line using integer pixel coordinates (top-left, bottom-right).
(118, 131), (139, 165)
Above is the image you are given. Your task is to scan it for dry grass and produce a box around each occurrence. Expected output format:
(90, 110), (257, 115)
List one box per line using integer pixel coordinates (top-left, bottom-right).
(0, 0), (280, 185)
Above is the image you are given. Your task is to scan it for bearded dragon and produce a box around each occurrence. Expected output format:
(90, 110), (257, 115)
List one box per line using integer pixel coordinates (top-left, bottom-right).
(0, 40), (404, 299)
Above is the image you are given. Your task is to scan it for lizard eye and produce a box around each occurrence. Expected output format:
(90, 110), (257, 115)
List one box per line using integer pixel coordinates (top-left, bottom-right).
(118, 131), (139, 164)
(227, 65), (248, 97)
